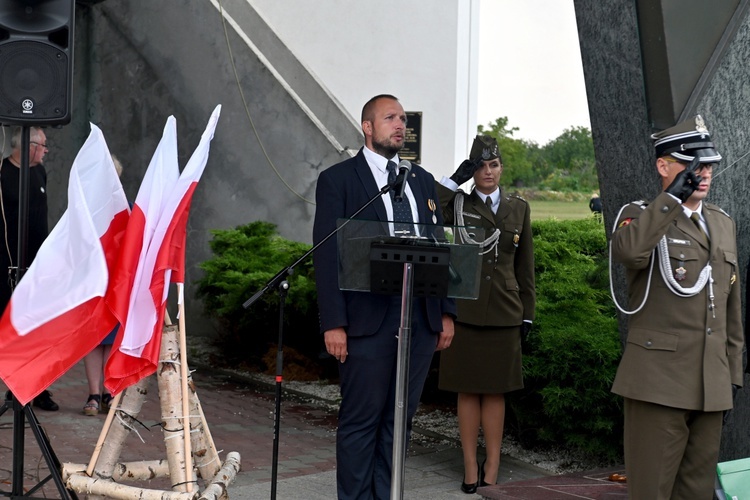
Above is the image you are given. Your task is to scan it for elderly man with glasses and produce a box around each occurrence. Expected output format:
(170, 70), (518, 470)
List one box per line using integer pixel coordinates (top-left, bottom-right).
(0, 125), (57, 412)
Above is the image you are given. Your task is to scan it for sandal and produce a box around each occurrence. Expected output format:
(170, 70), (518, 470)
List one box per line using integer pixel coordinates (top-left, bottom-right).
(101, 393), (113, 412)
(83, 394), (100, 416)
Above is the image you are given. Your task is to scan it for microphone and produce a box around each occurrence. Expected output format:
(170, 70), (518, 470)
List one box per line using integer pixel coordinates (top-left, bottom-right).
(393, 160), (412, 202)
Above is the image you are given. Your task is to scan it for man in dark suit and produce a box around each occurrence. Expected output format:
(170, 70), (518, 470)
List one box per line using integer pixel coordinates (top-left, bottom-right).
(610, 115), (743, 498)
(313, 94), (455, 499)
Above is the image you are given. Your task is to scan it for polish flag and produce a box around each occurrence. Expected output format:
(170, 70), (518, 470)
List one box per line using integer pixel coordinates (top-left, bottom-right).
(103, 115), (180, 394)
(105, 105), (221, 394)
(0, 125), (130, 405)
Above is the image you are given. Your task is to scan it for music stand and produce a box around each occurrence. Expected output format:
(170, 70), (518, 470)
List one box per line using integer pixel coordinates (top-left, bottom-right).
(337, 220), (483, 499)
(0, 126), (75, 499)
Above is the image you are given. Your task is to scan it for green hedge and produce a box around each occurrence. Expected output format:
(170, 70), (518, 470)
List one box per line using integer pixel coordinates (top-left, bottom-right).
(196, 217), (624, 460)
(510, 216), (622, 462)
(195, 221), (319, 373)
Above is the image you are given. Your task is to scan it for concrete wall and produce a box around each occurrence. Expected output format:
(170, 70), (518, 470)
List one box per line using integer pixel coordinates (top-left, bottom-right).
(574, 0), (750, 459)
(44, 0), (362, 335)
(248, 0), (480, 181)
(37, 0), (475, 339)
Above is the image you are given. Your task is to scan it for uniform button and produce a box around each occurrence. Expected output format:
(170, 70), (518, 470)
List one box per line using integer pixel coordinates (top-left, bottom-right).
(486, 259), (493, 264)
(679, 253), (685, 259)
(485, 276), (491, 281)
(646, 340), (653, 347)
(661, 206), (669, 213)
(707, 328), (712, 335)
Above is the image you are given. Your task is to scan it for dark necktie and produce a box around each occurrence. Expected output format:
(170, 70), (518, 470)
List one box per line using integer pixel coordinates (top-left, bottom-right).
(386, 161), (415, 236)
(485, 196), (494, 214)
(690, 212), (709, 244)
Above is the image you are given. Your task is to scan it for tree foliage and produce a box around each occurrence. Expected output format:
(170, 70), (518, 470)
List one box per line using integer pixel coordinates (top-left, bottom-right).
(477, 118), (597, 191)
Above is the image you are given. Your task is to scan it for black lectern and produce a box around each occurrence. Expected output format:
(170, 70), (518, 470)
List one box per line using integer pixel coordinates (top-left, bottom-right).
(337, 220), (483, 499)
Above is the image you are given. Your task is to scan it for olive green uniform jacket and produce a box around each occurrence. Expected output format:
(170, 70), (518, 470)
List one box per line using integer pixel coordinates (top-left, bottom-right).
(436, 183), (535, 327)
(610, 192), (743, 411)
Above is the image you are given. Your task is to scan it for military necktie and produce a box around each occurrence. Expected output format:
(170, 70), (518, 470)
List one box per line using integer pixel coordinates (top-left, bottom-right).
(485, 196), (494, 214)
(386, 161), (415, 236)
(690, 212), (709, 244)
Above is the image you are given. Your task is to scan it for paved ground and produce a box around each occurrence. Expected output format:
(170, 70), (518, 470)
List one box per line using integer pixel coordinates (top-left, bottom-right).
(0, 361), (628, 499)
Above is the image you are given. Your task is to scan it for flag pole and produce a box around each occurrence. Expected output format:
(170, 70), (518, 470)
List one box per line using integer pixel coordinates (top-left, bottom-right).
(177, 283), (194, 492)
(86, 391), (123, 476)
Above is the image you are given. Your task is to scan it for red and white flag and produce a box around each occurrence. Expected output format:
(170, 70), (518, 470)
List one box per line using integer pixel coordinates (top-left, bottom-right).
(105, 105), (221, 394)
(0, 125), (130, 405)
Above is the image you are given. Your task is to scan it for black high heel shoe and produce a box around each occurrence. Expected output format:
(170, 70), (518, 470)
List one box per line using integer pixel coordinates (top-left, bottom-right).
(460, 463), (480, 494)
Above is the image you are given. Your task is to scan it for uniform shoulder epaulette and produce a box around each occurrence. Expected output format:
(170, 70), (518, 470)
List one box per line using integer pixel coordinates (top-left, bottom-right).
(507, 194), (527, 203)
(632, 200), (647, 208)
(705, 202), (732, 218)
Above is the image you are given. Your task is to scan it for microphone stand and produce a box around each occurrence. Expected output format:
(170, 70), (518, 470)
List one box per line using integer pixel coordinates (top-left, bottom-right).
(242, 181), (398, 500)
(0, 126), (75, 499)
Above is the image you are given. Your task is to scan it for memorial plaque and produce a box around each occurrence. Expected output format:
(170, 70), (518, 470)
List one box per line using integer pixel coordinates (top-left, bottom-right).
(400, 111), (422, 164)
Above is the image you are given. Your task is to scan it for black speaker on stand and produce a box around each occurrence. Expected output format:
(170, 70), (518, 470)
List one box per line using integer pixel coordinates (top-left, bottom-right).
(0, 1), (76, 498)
(0, 0), (74, 126)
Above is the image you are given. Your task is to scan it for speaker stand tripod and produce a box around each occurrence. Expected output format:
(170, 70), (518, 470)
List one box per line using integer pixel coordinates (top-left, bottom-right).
(0, 126), (75, 499)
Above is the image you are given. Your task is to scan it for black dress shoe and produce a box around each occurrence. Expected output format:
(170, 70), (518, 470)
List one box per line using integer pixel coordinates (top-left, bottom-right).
(33, 390), (59, 411)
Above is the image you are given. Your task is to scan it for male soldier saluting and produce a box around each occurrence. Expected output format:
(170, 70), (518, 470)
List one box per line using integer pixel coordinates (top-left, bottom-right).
(610, 115), (743, 499)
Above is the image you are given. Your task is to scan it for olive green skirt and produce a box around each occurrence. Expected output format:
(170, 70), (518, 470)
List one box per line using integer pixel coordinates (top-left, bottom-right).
(438, 323), (523, 394)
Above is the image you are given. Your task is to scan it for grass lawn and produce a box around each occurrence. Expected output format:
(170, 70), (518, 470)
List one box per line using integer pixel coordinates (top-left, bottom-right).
(529, 200), (597, 221)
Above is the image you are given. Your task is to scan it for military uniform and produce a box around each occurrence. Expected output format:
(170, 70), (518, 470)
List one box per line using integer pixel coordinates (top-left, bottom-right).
(437, 184), (535, 393)
(610, 115), (744, 499)
(611, 193), (743, 410)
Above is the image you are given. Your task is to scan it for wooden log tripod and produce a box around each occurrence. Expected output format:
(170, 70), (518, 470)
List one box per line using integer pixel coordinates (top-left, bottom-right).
(61, 317), (241, 499)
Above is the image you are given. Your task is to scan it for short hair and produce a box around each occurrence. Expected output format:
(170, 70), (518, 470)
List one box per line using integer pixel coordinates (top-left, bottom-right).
(361, 94), (399, 123)
(10, 126), (43, 149)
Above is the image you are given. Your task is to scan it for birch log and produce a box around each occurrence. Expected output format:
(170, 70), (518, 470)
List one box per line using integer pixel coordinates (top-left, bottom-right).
(63, 460), (170, 482)
(197, 452), (241, 500)
(82, 376), (151, 500)
(158, 324), (191, 492)
(187, 376), (221, 481)
(66, 473), (198, 500)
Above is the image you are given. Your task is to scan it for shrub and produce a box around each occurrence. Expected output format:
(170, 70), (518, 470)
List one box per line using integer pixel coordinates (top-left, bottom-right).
(508, 217), (623, 463)
(195, 221), (320, 374)
(196, 217), (624, 460)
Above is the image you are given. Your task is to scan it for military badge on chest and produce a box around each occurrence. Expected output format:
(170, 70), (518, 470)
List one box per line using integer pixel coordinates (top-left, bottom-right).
(428, 198), (437, 224)
(674, 265), (687, 281)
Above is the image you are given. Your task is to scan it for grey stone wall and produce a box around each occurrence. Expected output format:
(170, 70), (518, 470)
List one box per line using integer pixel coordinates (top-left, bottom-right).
(38, 1), (360, 337)
(575, 0), (750, 459)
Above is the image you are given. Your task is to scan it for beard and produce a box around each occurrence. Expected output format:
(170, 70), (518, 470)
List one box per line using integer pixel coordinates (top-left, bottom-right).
(370, 134), (403, 159)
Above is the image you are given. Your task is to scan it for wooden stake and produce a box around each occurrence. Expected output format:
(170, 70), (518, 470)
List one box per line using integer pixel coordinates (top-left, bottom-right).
(177, 283), (195, 492)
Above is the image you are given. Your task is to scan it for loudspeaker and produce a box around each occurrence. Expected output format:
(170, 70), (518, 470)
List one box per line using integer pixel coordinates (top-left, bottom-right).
(0, 0), (75, 125)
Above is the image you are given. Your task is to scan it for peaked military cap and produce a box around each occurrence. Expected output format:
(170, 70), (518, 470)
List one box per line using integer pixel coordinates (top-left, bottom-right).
(469, 135), (501, 163)
(651, 115), (722, 163)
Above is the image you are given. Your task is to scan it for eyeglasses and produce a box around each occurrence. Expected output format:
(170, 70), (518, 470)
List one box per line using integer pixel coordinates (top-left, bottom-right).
(30, 141), (49, 150)
(665, 158), (714, 172)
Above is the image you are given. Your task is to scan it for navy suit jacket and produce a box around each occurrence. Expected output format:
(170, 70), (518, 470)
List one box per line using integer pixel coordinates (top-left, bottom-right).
(313, 148), (456, 336)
